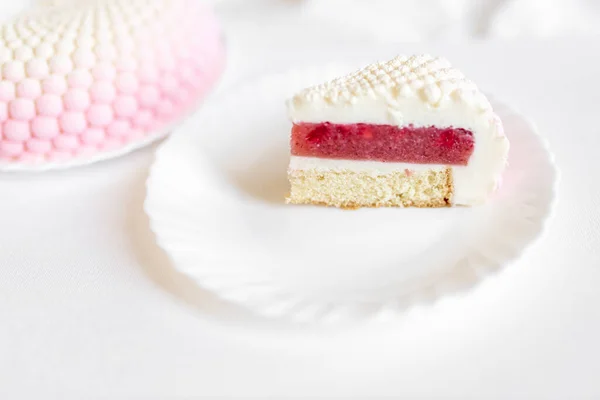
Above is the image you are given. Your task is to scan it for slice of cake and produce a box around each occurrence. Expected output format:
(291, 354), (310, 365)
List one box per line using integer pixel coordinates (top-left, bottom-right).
(285, 54), (509, 208)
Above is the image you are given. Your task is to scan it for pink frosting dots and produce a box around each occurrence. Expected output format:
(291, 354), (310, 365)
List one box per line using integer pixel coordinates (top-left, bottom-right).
(0, 103), (8, 122)
(81, 128), (105, 145)
(114, 96), (138, 118)
(87, 104), (113, 127)
(60, 112), (87, 135)
(46, 150), (72, 162)
(63, 89), (91, 111)
(0, 0), (225, 166)
(0, 141), (24, 158)
(138, 86), (159, 108)
(157, 100), (175, 119)
(42, 76), (68, 96)
(107, 120), (131, 137)
(53, 135), (79, 150)
(50, 54), (74, 75)
(133, 110), (154, 128)
(138, 65), (159, 83)
(92, 63), (117, 81)
(67, 70), (94, 89)
(18, 153), (45, 163)
(32, 117), (60, 139)
(4, 120), (31, 141)
(101, 138), (122, 151)
(36, 95), (63, 117)
(90, 81), (117, 103)
(26, 138), (52, 154)
(116, 72), (139, 94)
(9, 98), (36, 120)
(0, 82), (16, 101)
(17, 79), (42, 99)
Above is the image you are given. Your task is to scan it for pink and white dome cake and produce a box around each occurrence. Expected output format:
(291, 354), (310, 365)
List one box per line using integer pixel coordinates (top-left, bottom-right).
(0, 0), (225, 169)
(286, 54), (509, 208)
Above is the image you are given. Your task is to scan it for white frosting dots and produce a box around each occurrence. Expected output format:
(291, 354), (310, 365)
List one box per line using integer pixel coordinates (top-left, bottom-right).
(290, 54), (489, 114)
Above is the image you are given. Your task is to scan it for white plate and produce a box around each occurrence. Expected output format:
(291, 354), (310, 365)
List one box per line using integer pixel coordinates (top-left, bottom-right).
(145, 65), (558, 323)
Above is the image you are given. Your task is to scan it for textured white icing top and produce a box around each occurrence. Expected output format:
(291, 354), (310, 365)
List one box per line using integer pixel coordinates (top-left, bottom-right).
(286, 54), (510, 206)
(288, 54), (491, 126)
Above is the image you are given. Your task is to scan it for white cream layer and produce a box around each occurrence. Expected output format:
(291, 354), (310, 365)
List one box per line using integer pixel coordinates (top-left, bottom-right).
(290, 156), (485, 206)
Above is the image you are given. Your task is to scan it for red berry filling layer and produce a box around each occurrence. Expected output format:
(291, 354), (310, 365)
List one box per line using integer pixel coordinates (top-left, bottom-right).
(291, 122), (475, 165)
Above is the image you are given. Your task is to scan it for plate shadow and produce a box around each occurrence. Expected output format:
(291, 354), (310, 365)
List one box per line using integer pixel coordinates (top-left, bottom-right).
(226, 146), (290, 204)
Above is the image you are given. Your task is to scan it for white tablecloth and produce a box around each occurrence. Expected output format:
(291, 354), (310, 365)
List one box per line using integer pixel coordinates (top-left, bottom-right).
(1, 4), (600, 398)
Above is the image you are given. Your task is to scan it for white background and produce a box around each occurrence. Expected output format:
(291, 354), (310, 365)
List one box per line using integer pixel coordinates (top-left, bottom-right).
(1, 1), (600, 398)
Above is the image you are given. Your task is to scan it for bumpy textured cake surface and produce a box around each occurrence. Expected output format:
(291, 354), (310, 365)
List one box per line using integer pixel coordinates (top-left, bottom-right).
(286, 54), (509, 207)
(292, 55), (475, 107)
(0, 0), (224, 166)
